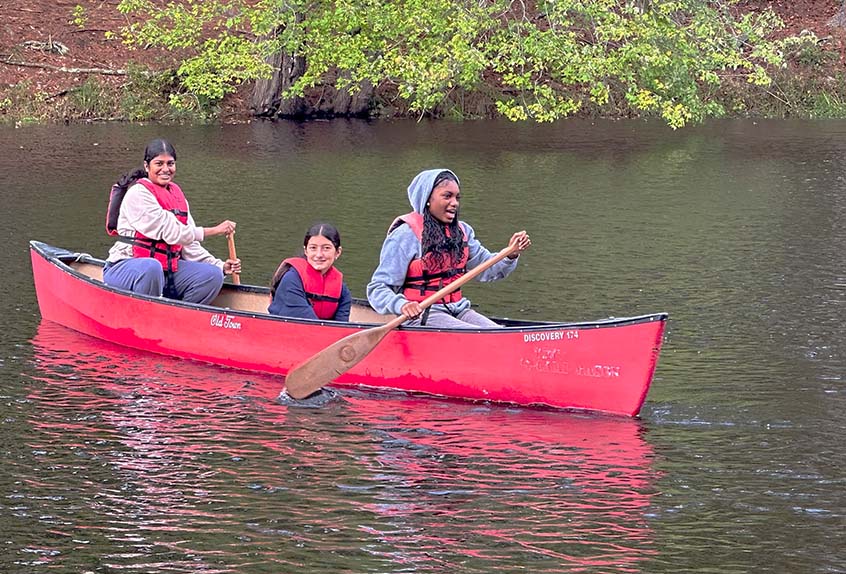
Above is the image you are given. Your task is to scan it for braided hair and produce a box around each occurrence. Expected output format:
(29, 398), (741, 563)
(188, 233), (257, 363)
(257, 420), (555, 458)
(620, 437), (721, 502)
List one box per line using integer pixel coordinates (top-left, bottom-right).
(420, 170), (463, 269)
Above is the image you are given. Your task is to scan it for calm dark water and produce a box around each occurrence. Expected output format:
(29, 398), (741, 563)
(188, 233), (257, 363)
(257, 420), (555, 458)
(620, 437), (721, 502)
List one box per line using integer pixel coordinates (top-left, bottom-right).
(1, 119), (844, 573)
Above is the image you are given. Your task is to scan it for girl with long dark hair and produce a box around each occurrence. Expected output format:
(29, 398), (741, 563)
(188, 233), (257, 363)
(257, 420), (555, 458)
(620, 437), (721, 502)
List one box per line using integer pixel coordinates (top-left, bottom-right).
(367, 169), (531, 328)
(104, 138), (241, 304)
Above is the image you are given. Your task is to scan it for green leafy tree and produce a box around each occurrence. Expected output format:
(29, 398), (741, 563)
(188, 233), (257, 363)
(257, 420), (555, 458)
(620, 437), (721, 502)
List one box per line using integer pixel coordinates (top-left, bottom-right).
(116, 0), (789, 127)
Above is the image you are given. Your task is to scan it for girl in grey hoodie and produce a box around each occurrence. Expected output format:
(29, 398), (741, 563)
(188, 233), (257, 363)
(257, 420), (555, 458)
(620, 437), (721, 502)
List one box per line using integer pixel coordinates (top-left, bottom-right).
(366, 168), (531, 328)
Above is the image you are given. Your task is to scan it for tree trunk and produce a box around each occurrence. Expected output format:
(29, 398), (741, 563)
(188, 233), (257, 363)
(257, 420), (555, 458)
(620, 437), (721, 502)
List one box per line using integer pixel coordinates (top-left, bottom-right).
(250, 45), (284, 117)
(828, 1), (846, 31)
(249, 22), (375, 118)
(329, 75), (374, 116)
(249, 24), (307, 118)
(309, 68), (375, 117)
(276, 51), (308, 118)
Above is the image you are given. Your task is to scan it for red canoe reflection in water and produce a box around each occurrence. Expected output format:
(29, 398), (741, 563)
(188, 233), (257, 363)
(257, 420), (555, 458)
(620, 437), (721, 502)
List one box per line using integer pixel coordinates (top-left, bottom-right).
(27, 322), (659, 572)
(337, 394), (659, 571)
(26, 323), (298, 520)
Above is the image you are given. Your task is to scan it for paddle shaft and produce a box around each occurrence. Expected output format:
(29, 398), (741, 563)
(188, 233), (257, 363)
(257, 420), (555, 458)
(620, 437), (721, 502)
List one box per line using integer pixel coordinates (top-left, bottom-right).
(227, 233), (240, 285)
(283, 241), (521, 399)
(382, 242), (520, 330)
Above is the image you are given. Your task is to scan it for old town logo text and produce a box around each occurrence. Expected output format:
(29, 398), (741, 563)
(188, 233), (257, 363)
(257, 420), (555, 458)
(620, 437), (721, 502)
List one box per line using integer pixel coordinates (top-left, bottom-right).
(210, 313), (242, 330)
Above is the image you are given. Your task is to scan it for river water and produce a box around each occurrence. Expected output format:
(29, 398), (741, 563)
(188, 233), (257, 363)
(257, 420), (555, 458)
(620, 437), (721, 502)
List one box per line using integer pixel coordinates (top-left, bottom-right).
(0, 119), (843, 573)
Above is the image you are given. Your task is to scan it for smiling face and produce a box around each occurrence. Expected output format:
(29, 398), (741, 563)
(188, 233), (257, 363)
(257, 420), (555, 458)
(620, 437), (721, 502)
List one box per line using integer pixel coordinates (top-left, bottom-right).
(304, 234), (341, 275)
(144, 153), (176, 187)
(428, 179), (460, 224)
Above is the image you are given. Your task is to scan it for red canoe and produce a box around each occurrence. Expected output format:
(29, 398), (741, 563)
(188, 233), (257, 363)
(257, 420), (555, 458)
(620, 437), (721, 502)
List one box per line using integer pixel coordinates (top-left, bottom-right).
(29, 241), (668, 416)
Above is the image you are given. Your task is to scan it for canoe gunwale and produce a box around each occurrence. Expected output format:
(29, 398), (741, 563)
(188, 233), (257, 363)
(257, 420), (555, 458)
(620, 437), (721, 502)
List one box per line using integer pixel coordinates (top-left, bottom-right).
(30, 240), (668, 333)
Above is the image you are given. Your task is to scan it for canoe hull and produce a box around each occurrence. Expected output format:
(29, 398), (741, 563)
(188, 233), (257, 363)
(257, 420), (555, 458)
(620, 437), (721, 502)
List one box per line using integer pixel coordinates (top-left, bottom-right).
(30, 241), (667, 416)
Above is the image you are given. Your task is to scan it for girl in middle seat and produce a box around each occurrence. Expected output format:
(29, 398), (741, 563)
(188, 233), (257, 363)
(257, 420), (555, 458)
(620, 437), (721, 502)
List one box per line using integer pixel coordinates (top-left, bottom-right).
(268, 222), (352, 322)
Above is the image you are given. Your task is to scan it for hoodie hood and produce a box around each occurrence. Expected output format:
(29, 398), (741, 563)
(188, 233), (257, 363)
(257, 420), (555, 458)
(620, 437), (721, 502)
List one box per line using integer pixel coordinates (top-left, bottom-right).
(407, 169), (460, 214)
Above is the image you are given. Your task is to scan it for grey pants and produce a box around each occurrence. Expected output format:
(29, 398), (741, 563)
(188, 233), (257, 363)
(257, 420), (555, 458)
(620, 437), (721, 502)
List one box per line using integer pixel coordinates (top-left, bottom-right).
(405, 307), (501, 329)
(104, 258), (224, 304)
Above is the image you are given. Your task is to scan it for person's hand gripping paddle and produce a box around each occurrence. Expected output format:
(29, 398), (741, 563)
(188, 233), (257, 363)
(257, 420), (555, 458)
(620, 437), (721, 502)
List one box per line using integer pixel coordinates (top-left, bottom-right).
(227, 232), (240, 285)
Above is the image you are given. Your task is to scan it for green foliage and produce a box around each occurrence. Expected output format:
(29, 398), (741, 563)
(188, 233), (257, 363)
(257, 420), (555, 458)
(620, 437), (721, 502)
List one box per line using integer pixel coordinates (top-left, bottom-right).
(119, 64), (213, 122)
(175, 35), (270, 102)
(68, 78), (111, 118)
(0, 62), (217, 125)
(114, 0), (792, 127)
(0, 81), (51, 124)
(287, 0), (496, 115)
(119, 64), (173, 121)
(781, 30), (835, 68)
(70, 4), (88, 29)
(811, 91), (846, 118)
(117, 0), (272, 106)
(796, 73), (846, 119)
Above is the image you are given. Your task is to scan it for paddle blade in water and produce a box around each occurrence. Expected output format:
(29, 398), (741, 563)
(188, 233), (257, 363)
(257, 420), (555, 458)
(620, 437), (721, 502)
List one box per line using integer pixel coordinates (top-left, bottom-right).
(283, 322), (395, 399)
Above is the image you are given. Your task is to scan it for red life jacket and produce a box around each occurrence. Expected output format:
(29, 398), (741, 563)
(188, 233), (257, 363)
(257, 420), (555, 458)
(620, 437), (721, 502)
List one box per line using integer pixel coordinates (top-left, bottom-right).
(388, 212), (468, 304)
(283, 257), (344, 319)
(106, 178), (189, 273)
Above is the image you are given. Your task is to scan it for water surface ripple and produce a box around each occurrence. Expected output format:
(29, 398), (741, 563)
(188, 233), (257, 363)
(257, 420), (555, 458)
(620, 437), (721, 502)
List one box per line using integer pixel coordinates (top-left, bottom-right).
(0, 119), (844, 573)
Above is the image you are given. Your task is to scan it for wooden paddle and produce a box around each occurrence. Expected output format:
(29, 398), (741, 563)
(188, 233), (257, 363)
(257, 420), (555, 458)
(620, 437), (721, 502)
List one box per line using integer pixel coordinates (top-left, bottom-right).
(283, 241), (521, 399)
(227, 232), (241, 285)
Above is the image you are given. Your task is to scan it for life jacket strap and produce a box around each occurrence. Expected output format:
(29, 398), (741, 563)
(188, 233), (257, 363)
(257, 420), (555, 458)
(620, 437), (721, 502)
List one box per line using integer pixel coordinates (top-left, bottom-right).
(306, 293), (341, 304)
(116, 235), (170, 256)
(116, 235), (179, 273)
(405, 266), (466, 283)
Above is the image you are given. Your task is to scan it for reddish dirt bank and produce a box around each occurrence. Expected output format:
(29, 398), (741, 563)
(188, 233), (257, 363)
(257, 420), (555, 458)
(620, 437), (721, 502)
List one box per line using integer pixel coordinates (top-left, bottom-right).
(1, 1), (158, 96)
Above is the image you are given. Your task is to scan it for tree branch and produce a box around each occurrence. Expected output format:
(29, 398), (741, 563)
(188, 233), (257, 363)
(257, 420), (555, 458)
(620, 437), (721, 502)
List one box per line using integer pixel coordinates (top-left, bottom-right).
(1, 58), (127, 75)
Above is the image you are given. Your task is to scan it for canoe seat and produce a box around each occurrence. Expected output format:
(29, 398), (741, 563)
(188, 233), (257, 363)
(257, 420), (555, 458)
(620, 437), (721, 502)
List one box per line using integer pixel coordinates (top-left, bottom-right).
(350, 304), (396, 324)
(74, 262), (103, 282)
(212, 287), (270, 314)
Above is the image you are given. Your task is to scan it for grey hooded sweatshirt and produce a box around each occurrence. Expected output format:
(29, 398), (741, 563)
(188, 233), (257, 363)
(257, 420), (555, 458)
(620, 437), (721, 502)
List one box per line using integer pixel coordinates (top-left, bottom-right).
(366, 168), (518, 316)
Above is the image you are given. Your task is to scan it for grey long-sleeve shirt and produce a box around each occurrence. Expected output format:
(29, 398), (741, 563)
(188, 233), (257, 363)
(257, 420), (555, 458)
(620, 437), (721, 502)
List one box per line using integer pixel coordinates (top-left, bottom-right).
(366, 220), (517, 316)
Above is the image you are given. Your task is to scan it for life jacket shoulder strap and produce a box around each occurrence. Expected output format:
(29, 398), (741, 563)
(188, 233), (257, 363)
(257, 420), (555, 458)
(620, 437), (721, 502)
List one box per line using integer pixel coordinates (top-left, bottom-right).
(387, 212), (423, 237)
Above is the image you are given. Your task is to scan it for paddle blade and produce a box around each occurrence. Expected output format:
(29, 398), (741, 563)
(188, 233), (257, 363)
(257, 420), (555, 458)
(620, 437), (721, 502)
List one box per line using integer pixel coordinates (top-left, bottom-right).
(284, 323), (394, 399)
